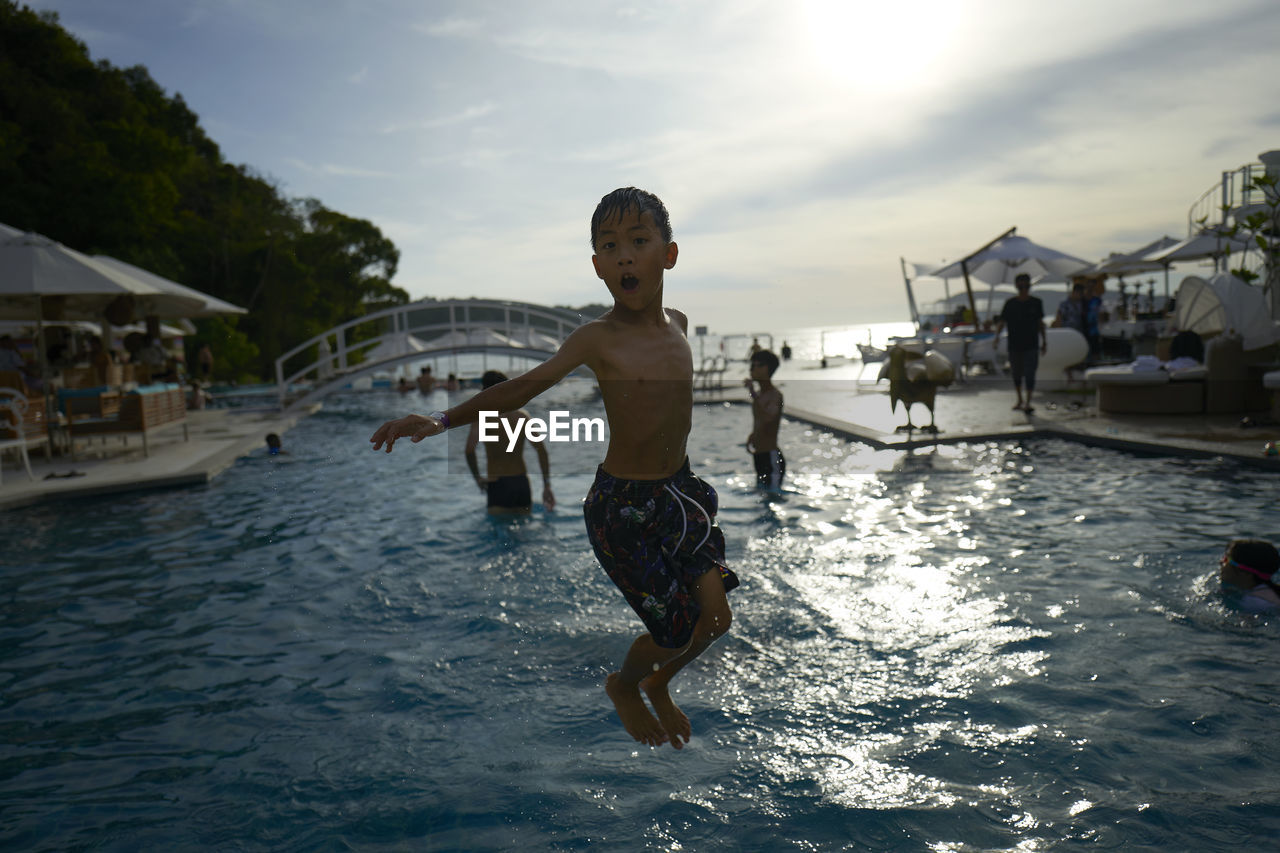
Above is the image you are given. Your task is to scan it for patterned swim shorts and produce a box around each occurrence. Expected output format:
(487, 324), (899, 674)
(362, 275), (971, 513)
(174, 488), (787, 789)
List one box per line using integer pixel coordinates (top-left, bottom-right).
(583, 458), (738, 649)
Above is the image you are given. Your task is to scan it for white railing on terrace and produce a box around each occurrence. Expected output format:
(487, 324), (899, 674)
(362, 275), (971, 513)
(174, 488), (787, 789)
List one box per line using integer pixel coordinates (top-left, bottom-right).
(1187, 159), (1275, 235)
(274, 298), (584, 408)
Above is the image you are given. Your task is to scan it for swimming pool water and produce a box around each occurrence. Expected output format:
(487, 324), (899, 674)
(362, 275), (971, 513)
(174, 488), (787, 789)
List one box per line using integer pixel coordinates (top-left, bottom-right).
(2, 381), (1278, 851)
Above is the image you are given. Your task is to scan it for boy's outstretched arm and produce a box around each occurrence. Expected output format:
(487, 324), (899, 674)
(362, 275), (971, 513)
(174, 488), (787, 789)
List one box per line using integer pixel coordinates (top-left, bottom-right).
(369, 325), (597, 453)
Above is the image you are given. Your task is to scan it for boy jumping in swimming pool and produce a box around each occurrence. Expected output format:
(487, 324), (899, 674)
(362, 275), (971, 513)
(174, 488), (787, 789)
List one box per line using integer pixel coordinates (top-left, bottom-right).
(370, 188), (738, 750)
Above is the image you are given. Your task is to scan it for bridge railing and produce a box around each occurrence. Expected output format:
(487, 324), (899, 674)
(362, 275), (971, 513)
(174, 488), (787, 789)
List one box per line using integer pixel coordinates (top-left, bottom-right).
(274, 299), (583, 407)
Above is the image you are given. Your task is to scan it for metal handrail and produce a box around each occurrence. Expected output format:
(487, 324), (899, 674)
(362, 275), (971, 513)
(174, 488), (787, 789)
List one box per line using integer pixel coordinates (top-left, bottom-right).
(1188, 161), (1268, 235)
(274, 298), (583, 407)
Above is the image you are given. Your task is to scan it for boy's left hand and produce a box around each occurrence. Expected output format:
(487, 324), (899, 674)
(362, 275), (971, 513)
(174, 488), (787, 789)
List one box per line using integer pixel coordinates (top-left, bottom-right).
(542, 485), (556, 511)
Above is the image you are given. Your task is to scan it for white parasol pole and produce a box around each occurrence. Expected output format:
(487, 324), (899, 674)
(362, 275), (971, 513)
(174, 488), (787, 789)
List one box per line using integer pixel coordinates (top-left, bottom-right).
(34, 295), (56, 448)
(899, 257), (921, 330)
(960, 226), (1017, 327)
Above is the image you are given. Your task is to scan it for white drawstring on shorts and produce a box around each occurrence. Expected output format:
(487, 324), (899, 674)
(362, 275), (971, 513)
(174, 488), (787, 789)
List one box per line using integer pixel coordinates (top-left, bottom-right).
(664, 483), (713, 557)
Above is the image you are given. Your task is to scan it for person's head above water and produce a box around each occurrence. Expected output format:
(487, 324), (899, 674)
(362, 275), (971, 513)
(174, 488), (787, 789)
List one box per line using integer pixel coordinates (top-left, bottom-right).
(481, 370), (509, 390)
(750, 349), (780, 377)
(1221, 538), (1280, 589)
(590, 187), (672, 252)
(265, 433), (282, 454)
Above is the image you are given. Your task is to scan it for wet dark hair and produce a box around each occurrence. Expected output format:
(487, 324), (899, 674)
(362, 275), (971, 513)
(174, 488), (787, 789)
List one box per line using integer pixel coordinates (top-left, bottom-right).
(481, 370), (509, 389)
(590, 187), (672, 251)
(265, 433), (281, 448)
(751, 349), (780, 376)
(1226, 538), (1280, 595)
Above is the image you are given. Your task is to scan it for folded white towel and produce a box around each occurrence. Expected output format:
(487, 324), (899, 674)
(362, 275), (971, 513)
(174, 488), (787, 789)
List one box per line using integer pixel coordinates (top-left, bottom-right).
(1162, 356), (1201, 372)
(1130, 355), (1164, 372)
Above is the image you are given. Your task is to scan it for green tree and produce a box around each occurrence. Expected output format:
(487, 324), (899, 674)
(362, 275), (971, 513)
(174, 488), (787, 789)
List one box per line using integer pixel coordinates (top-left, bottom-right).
(0, 1), (411, 381)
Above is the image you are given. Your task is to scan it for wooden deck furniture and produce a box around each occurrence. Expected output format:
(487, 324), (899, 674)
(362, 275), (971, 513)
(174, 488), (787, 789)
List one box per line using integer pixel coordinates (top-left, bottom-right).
(67, 384), (188, 458)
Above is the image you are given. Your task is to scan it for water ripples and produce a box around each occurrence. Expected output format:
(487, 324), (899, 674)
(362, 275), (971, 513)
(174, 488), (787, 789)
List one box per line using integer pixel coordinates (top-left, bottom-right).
(3, 391), (1280, 848)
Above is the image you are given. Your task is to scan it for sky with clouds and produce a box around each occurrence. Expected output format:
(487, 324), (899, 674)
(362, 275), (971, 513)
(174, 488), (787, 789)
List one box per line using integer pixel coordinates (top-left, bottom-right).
(25, 0), (1280, 333)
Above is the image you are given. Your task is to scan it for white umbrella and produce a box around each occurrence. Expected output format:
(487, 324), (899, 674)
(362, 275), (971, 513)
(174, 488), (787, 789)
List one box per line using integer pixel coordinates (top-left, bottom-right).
(1144, 232), (1249, 264)
(1142, 231), (1251, 298)
(0, 231), (206, 424)
(931, 228), (1090, 325)
(933, 234), (1091, 283)
(362, 332), (431, 362)
(0, 231), (204, 321)
(422, 328), (517, 349)
(1085, 235), (1180, 276)
(92, 255), (246, 318)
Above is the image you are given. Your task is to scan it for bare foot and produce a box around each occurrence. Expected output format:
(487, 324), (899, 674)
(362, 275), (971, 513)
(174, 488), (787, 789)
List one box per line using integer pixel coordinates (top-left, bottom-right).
(606, 673), (668, 747)
(642, 677), (691, 749)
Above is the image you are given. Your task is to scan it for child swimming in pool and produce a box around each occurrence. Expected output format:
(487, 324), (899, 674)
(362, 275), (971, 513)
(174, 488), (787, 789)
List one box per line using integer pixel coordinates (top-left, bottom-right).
(1220, 538), (1280, 612)
(370, 187), (738, 750)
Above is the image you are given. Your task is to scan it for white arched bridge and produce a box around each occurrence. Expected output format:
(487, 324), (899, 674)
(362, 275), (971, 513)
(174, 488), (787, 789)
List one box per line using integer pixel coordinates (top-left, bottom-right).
(274, 298), (584, 411)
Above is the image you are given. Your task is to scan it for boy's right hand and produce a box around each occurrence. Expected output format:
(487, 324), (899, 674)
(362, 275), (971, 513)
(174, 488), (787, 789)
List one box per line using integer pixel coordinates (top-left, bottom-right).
(369, 414), (445, 453)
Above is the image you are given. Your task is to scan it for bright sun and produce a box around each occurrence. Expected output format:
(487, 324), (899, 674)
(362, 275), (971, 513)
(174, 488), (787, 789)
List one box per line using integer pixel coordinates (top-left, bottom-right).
(800, 0), (966, 97)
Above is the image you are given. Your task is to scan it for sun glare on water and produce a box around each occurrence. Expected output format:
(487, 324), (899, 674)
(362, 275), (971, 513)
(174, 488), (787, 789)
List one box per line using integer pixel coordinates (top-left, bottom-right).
(800, 0), (966, 98)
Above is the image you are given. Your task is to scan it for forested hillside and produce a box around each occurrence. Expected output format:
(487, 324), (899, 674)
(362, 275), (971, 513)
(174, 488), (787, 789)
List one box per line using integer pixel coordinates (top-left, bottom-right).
(0, 1), (408, 380)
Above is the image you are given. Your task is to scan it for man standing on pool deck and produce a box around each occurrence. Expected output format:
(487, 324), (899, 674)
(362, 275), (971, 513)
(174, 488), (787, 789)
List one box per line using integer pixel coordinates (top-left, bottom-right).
(369, 188), (738, 750)
(994, 273), (1047, 413)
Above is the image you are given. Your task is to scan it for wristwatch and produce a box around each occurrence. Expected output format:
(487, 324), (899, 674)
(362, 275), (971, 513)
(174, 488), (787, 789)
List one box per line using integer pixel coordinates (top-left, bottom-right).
(428, 410), (450, 429)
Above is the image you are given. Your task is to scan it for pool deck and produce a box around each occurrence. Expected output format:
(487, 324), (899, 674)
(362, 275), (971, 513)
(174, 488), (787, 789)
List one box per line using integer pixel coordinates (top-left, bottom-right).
(0, 406), (311, 510)
(5, 362), (1280, 509)
(703, 359), (1280, 468)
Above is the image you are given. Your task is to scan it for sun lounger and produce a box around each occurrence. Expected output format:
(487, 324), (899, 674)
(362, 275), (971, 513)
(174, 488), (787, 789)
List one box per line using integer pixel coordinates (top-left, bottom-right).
(1085, 364), (1207, 414)
(67, 383), (188, 458)
(1085, 334), (1264, 415)
(1265, 370), (1280, 421)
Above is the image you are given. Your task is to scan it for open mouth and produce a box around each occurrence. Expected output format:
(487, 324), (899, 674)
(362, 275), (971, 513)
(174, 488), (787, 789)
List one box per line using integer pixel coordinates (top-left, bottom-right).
(620, 274), (639, 292)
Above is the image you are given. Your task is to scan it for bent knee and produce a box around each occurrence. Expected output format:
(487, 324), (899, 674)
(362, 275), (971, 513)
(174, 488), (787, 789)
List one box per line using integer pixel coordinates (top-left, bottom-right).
(694, 604), (732, 642)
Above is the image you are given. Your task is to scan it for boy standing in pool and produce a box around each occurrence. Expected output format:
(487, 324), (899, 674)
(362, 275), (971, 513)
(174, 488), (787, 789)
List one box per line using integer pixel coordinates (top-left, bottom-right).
(464, 370), (556, 515)
(370, 187), (738, 750)
(743, 349), (784, 490)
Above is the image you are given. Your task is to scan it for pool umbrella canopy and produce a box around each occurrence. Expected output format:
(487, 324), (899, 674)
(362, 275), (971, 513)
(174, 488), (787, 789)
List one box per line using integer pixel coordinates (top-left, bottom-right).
(1085, 235), (1180, 276)
(1139, 231), (1253, 297)
(932, 233), (1092, 285)
(0, 229), (210, 428)
(0, 230), (205, 321)
(1174, 273), (1279, 351)
(1144, 232), (1250, 264)
(422, 328), (517, 349)
(929, 228), (1090, 325)
(92, 255), (246, 319)
(361, 332), (431, 363)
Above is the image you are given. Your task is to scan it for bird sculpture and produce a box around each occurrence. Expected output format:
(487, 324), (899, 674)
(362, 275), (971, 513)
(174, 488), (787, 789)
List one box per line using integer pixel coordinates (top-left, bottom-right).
(877, 346), (956, 433)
